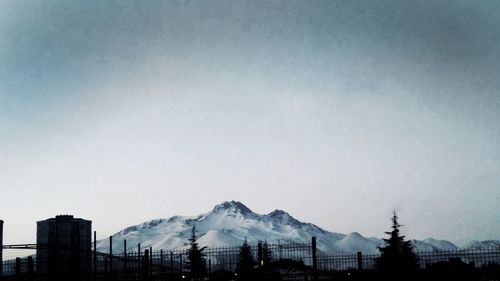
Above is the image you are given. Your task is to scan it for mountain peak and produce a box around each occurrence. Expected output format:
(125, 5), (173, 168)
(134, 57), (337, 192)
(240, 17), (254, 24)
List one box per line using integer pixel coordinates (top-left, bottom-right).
(267, 209), (302, 227)
(268, 209), (290, 217)
(213, 201), (253, 214)
(346, 232), (363, 238)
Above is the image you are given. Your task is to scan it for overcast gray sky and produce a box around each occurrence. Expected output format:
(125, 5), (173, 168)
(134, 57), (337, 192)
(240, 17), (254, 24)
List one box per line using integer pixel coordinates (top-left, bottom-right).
(1, 0), (499, 246)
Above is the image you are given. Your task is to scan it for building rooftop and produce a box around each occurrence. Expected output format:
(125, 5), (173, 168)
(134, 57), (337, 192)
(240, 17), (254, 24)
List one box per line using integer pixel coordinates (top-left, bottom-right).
(37, 215), (91, 223)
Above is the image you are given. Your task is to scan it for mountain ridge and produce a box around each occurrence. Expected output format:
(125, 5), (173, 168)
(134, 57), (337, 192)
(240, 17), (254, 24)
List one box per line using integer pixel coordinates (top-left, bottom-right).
(97, 201), (498, 253)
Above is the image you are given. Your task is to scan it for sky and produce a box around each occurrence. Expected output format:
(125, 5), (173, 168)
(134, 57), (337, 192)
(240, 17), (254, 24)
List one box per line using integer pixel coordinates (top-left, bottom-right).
(0, 0), (499, 247)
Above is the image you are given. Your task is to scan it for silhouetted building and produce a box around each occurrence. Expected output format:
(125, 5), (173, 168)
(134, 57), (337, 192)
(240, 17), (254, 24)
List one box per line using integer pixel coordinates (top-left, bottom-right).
(36, 215), (91, 278)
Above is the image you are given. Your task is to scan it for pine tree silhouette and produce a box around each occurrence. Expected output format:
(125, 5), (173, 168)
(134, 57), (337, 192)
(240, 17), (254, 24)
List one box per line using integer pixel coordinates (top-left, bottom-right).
(236, 238), (255, 281)
(262, 241), (272, 267)
(257, 241), (279, 281)
(376, 211), (419, 280)
(186, 225), (206, 280)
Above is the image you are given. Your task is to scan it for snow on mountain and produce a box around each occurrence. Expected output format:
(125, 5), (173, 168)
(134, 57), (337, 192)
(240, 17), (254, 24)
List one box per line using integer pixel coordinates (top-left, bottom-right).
(96, 201), (485, 254)
(334, 232), (383, 253)
(411, 240), (442, 252)
(421, 238), (458, 251)
(464, 240), (500, 250)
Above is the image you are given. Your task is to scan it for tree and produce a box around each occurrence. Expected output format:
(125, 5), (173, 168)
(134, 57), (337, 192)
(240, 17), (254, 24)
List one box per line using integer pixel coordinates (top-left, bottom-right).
(186, 225), (206, 280)
(236, 238), (255, 280)
(376, 211), (419, 280)
(261, 241), (272, 267)
(255, 241), (279, 281)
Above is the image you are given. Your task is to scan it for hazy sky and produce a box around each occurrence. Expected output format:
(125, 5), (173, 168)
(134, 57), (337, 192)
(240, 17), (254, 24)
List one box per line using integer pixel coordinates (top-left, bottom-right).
(1, 0), (499, 246)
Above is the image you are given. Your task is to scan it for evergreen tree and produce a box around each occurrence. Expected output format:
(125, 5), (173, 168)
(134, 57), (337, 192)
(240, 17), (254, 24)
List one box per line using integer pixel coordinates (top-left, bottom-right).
(376, 211), (419, 280)
(262, 241), (272, 267)
(186, 225), (206, 280)
(236, 238), (255, 280)
(257, 241), (279, 281)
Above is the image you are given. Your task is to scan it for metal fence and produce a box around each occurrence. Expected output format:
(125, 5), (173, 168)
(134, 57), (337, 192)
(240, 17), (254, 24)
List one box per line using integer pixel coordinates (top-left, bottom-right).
(2, 240), (500, 281)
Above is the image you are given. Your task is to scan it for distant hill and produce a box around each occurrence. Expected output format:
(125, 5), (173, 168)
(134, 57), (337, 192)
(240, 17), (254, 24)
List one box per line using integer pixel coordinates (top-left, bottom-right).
(463, 240), (500, 250)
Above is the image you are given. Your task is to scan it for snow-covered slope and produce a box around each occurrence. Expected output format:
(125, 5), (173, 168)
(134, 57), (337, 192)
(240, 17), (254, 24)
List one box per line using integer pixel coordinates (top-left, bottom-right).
(410, 238), (458, 252)
(464, 240), (500, 250)
(96, 201), (486, 254)
(421, 238), (458, 251)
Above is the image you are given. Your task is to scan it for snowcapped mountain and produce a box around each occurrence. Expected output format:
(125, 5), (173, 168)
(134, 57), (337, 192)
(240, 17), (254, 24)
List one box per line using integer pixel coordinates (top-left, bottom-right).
(96, 201), (491, 254)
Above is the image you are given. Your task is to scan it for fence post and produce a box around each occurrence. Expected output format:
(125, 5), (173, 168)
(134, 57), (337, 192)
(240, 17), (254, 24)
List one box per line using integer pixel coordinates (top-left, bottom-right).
(258, 242), (263, 267)
(357, 252), (363, 271)
(170, 251), (174, 276)
(138, 244), (141, 275)
(311, 237), (318, 281)
(124, 239), (127, 278)
(160, 249), (164, 273)
(143, 249), (150, 280)
(15, 257), (21, 277)
(109, 236), (113, 280)
(93, 231), (97, 281)
(149, 246), (153, 274)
